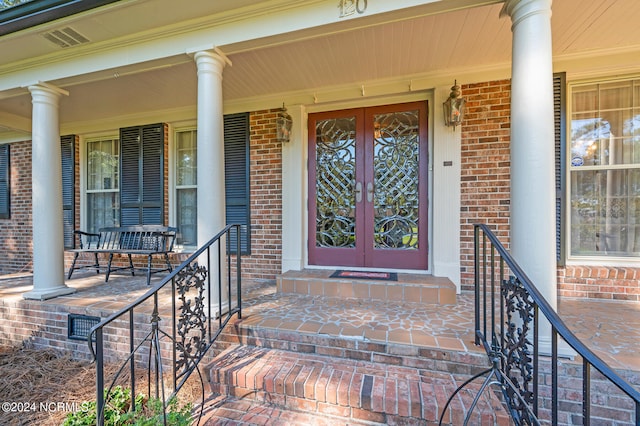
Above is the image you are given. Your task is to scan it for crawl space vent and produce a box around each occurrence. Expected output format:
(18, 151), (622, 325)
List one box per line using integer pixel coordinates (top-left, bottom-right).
(42, 27), (90, 48)
(68, 314), (100, 341)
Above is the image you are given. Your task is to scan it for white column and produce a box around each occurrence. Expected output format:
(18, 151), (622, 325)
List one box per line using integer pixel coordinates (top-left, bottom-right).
(193, 50), (231, 310)
(502, 1), (557, 310)
(23, 83), (75, 300)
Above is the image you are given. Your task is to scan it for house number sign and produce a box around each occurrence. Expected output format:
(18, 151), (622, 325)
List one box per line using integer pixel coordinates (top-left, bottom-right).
(339, 0), (368, 17)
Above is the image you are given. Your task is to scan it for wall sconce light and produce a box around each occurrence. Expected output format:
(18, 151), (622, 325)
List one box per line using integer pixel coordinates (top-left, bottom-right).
(442, 80), (466, 130)
(276, 104), (293, 143)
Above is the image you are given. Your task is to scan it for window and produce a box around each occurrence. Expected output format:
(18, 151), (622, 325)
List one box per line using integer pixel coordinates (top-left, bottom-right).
(86, 137), (119, 233)
(569, 78), (640, 257)
(174, 112), (250, 252)
(175, 129), (197, 246)
(0, 144), (10, 219)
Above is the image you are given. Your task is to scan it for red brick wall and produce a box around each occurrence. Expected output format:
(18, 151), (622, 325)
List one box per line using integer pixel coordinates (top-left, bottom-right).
(459, 80), (512, 290)
(0, 140), (33, 274)
(558, 266), (640, 301)
(459, 79), (640, 301)
(242, 110), (282, 282)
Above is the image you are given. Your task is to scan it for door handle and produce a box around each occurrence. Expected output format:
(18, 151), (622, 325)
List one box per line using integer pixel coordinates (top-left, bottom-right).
(355, 181), (363, 203)
(366, 182), (374, 203)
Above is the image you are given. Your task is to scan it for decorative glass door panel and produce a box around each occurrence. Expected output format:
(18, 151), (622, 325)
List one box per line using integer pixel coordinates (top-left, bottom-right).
(372, 110), (420, 250)
(309, 102), (428, 269)
(315, 116), (357, 249)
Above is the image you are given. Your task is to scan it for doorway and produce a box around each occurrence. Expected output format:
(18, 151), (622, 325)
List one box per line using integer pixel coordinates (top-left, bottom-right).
(308, 101), (429, 269)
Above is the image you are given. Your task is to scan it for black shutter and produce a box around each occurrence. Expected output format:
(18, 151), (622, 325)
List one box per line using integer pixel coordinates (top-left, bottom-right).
(120, 123), (164, 226)
(224, 113), (250, 254)
(61, 135), (75, 248)
(554, 72), (566, 265)
(0, 144), (10, 219)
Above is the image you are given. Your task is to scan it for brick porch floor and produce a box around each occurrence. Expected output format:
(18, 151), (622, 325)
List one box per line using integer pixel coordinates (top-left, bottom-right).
(0, 270), (638, 424)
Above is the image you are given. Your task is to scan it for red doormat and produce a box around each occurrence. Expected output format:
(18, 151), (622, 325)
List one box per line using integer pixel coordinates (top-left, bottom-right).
(330, 270), (398, 281)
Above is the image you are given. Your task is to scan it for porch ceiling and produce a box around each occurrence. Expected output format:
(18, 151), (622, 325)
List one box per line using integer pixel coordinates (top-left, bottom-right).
(0, 0), (639, 137)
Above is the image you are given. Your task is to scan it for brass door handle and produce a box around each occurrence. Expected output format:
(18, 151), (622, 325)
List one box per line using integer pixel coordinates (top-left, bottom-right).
(355, 181), (363, 203)
(366, 182), (374, 203)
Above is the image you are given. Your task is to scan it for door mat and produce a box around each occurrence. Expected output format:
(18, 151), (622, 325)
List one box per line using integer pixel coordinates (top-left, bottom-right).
(330, 270), (398, 281)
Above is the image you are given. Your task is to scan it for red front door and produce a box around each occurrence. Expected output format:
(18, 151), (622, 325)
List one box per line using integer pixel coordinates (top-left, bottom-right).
(308, 101), (429, 270)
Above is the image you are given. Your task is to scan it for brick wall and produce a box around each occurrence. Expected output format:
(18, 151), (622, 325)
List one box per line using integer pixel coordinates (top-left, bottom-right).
(558, 266), (640, 301)
(0, 140), (33, 274)
(459, 79), (640, 301)
(459, 80), (512, 291)
(243, 110), (282, 282)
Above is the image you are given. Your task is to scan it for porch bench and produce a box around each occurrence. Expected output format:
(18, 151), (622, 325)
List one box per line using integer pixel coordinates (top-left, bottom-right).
(67, 225), (178, 285)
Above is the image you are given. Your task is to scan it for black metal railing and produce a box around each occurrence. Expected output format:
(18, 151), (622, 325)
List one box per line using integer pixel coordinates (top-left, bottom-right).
(88, 224), (243, 426)
(440, 224), (640, 425)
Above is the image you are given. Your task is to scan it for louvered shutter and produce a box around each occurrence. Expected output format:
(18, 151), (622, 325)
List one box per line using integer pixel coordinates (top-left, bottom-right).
(554, 72), (566, 265)
(0, 145), (10, 219)
(120, 123), (164, 225)
(61, 135), (75, 248)
(224, 113), (250, 254)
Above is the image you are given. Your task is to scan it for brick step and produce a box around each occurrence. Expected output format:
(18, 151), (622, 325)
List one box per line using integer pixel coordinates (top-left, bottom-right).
(277, 270), (456, 305)
(198, 394), (378, 425)
(204, 344), (513, 425)
(217, 317), (489, 377)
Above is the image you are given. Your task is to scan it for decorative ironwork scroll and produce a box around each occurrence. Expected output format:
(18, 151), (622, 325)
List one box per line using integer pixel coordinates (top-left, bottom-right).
(501, 276), (536, 424)
(373, 110), (420, 249)
(315, 117), (357, 248)
(175, 263), (208, 379)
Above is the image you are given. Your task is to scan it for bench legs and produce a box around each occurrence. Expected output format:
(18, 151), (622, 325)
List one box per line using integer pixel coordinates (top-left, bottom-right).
(105, 253), (135, 282)
(67, 252), (100, 280)
(145, 254), (173, 286)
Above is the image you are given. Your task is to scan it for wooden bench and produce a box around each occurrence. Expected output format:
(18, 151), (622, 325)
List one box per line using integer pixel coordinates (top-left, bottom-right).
(67, 225), (177, 285)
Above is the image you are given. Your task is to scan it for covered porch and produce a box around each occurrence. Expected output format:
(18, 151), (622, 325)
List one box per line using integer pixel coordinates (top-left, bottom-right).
(1, 269), (638, 373)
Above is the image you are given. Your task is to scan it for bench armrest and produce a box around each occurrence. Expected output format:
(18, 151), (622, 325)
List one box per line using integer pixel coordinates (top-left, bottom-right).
(74, 230), (101, 249)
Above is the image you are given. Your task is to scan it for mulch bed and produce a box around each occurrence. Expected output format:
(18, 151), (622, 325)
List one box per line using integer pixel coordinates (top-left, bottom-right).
(0, 345), (202, 426)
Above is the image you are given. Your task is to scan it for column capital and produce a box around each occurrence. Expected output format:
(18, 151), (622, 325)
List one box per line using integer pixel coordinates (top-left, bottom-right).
(192, 47), (232, 67)
(501, 0), (552, 28)
(27, 81), (69, 98)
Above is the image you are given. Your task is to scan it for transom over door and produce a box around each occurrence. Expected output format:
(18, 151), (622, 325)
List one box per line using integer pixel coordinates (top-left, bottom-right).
(308, 101), (429, 270)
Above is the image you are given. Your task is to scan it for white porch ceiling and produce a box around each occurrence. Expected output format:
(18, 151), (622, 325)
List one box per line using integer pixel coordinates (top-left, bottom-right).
(0, 0), (639, 136)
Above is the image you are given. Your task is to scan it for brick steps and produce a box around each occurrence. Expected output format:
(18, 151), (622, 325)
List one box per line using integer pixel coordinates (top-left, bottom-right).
(277, 270), (457, 305)
(203, 344), (513, 425)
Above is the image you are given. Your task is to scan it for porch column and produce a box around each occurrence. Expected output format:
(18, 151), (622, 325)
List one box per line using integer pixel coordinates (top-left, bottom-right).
(502, 1), (557, 309)
(193, 49), (231, 308)
(23, 83), (75, 300)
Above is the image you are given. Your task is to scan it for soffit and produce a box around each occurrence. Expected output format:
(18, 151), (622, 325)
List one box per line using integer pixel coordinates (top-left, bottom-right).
(0, 0), (638, 136)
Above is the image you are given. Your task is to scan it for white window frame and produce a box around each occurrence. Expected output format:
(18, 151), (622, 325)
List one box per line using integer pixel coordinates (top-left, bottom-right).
(173, 127), (198, 251)
(566, 75), (640, 265)
(84, 136), (120, 233)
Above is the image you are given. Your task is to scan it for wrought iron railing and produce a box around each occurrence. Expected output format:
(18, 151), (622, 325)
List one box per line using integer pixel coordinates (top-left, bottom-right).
(88, 224), (243, 426)
(440, 224), (640, 425)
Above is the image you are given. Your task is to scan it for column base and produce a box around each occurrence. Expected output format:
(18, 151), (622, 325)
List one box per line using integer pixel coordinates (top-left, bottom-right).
(23, 285), (76, 301)
(538, 335), (577, 360)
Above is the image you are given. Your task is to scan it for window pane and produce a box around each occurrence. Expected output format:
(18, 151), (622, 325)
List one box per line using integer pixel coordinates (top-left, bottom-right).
(87, 139), (119, 190)
(570, 78), (640, 258)
(570, 169), (640, 256)
(86, 139), (119, 232)
(176, 130), (197, 186)
(87, 192), (120, 233)
(175, 129), (198, 245)
(176, 188), (197, 246)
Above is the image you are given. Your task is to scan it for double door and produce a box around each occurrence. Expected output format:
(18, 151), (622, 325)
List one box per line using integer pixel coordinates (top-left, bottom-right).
(308, 101), (429, 269)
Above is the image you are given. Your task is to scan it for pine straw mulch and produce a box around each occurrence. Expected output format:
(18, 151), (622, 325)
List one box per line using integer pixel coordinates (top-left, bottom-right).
(0, 345), (204, 426)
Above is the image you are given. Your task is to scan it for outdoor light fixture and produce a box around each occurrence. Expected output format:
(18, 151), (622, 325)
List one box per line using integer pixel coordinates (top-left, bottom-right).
(276, 104), (293, 143)
(442, 80), (466, 130)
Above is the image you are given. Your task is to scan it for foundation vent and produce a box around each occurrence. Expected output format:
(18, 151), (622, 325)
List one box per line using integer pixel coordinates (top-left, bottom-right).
(42, 27), (90, 48)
